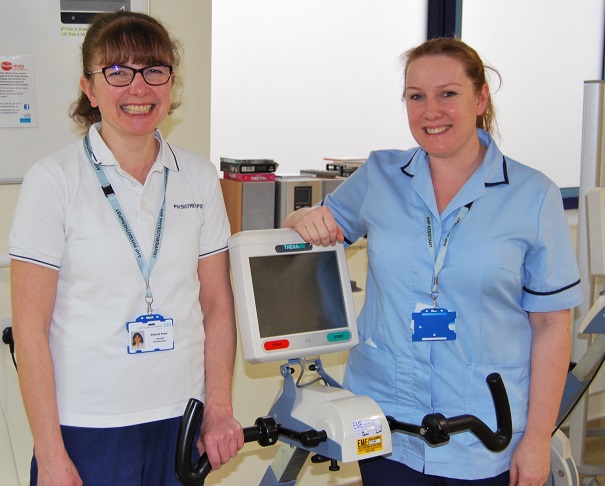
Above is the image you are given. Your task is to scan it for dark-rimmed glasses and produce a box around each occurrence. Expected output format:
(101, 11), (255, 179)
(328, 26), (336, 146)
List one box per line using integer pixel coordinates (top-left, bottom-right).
(87, 65), (173, 87)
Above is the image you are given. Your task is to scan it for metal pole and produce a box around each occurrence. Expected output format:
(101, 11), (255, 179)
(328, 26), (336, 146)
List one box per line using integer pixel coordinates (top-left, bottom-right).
(569, 80), (605, 470)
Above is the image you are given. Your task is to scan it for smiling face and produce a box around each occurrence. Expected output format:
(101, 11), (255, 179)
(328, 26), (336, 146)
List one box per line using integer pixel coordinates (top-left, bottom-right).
(80, 63), (173, 143)
(404, 55), (489, 164)
(71, 11), (182, 134)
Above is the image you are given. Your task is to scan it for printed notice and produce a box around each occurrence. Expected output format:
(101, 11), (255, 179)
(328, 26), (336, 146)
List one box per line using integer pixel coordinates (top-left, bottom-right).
(0, 55), (36, 128)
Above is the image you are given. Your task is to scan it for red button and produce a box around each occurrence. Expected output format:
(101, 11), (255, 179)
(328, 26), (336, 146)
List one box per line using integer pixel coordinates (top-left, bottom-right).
(263, 339), (290, 351)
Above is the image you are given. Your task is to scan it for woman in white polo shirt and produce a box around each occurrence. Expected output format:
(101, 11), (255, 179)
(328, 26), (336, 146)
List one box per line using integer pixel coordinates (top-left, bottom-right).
(10, 10), (243, 485)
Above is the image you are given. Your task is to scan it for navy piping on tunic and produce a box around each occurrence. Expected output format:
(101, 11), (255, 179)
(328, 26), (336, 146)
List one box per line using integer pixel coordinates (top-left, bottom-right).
(524, 279), (581, 296)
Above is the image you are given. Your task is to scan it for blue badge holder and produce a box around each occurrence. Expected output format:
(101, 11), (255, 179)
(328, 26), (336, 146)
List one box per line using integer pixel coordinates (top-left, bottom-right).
(412, 307), (456, 342)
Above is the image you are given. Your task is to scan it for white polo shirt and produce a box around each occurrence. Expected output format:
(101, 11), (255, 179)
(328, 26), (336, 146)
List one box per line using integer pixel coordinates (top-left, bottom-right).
(10, 124), (231, 427)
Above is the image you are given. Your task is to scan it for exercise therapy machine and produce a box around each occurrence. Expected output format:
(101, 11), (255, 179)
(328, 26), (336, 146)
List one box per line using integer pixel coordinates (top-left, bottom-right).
(174, 228), (605, 485)
(175, 229), (513, 486)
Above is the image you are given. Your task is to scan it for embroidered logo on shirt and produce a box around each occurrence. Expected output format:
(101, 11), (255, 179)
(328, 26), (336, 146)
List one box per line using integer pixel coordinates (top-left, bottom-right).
(173, 203), (204, 209)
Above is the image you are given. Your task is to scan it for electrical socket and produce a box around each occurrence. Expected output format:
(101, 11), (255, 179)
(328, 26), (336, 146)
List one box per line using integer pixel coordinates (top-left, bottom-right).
(0, 315), (12, 329)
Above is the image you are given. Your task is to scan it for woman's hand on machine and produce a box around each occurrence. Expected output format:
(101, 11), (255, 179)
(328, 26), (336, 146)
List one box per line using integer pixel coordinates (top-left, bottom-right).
(285, 206), (344, 247)
(196, 404), (244, 471)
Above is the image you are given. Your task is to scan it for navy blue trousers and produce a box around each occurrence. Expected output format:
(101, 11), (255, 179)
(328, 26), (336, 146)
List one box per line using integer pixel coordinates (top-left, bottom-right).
(359, 456), (510, 486)
(30, 417), (200, 486)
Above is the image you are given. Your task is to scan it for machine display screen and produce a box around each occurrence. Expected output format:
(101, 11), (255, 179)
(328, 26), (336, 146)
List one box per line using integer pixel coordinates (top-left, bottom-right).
(228, 228), (359, 363)
(250, 252), (348, 338)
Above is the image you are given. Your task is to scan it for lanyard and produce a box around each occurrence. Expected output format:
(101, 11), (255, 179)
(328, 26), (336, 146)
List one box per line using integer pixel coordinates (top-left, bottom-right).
(83, 134), (168, 315)
(425, 202), (472, 308)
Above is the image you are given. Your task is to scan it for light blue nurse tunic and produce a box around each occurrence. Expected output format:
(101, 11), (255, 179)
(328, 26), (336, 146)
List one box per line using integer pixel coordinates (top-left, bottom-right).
(323, 129), (582, 479)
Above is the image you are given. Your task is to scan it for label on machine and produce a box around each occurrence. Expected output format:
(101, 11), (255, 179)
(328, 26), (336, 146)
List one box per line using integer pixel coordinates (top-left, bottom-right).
(356, 435), (384, 455)
(352, 417), (384, 455)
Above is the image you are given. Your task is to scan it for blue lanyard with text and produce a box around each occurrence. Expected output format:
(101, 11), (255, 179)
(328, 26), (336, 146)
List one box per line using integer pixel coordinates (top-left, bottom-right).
(425, 202), (472, 308)
(83, 134), (168, 315)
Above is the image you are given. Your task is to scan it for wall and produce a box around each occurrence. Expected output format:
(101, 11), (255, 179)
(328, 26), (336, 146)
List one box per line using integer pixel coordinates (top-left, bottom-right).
(461, 0), (605, 189)
(0, 184), (27, 486)
(210, 0), (604, 188)
(154, 0), (212, 158)
(210, 0), (426, 175)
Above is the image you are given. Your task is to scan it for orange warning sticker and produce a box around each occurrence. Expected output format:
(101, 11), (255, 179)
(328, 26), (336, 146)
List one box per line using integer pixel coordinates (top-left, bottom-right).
(357, 435), (383, 455)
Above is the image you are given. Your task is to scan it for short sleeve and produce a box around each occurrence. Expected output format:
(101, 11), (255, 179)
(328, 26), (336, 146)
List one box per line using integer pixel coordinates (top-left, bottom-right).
(323, 153), (371, 244)
(521, 182), (582, 311)
(9, 162), (67, 269)
(198, 166), (231, 258)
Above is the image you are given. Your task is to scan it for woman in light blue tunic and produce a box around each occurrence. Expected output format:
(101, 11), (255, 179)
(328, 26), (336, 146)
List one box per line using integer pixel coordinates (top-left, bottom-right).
(286, 38), (582, 486)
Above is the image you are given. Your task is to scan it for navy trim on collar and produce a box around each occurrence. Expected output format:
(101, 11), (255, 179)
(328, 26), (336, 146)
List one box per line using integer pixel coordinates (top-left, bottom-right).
(400, 154), (510, 188)
(400, 149), (421, 178)
(166, 142), (180, 171)
(485, 157), (509, 187)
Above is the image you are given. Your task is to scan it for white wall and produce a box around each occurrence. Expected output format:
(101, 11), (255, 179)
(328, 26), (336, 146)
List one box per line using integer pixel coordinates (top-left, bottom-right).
(211, 0), (604, 188)
(210, 0), (427, 174)
(0, 185), (27, 486)
(462, 0), (605, 188)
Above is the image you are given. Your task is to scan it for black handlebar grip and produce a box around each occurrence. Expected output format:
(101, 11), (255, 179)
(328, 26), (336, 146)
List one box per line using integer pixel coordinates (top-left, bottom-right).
(431, 372), (512, 452)
(175, 398), (210, 486)
(483, 372), (513, 451)
(175, 402), (283, 485)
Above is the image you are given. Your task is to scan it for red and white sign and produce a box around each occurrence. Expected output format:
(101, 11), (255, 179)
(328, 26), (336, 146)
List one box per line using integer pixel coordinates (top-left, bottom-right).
(0, 54), (37, 128)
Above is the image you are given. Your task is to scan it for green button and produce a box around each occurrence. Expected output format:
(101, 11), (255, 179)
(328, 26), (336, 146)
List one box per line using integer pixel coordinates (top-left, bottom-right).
(327, 331), (351, 342)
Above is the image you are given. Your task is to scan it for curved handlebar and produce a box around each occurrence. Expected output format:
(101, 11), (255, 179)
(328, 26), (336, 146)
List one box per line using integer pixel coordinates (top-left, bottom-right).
(175, 398), (208, 486)
(386, 372), (512, 452)
(175, 398), (328, 486)
(176, 374), (511, 484)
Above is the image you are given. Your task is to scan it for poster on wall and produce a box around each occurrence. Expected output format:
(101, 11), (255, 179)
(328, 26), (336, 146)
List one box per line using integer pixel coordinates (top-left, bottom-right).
(0, 55), (37, 128)
(51, 0), (150, 42)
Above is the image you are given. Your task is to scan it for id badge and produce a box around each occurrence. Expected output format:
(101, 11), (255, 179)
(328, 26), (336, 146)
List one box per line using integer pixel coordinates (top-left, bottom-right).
(411, 306), (456, 342)
(127, 313), (174, 354)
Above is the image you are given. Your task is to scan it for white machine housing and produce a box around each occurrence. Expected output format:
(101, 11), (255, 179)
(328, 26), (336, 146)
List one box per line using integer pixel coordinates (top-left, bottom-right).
(228, 229), (359, 364)
(295, 385), (392, 462)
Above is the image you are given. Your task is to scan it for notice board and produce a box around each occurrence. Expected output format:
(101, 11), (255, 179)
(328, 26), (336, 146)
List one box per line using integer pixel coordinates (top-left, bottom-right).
(0, 0), (147, 182)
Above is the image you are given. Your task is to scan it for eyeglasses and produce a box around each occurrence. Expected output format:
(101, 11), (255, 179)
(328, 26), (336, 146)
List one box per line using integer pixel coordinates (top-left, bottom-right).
(87, 64), (173, 87)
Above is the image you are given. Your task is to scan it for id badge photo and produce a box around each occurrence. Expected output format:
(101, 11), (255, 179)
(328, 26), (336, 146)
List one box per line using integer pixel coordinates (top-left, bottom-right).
(127, 313), (174, 354)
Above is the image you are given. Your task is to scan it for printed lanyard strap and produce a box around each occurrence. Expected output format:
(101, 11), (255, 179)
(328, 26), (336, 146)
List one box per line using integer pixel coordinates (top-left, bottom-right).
(425, 202), (472, 307)
(83, 134), (168, 314)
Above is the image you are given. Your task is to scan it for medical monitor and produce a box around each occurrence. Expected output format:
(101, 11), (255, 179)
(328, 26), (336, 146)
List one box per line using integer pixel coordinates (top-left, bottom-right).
(229, 228), (359, 364)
